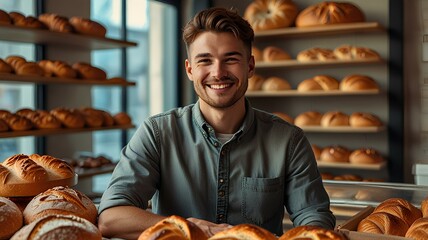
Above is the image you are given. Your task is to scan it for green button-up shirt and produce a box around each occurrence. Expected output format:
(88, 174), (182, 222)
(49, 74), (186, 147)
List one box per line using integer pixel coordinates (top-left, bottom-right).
(98, 99), (335, 235)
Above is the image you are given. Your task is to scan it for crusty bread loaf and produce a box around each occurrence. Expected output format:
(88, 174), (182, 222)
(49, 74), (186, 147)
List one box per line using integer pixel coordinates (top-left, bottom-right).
(38, 60), (77, 78)
(29, 111), (62, 129)
(38, 13), (74, 33)
(244, 0), (298, 31)
(261, 76), (291, 91)
(405, 217), (428, 240)
(11, 214), (102, 240)
(262, 46), (291, 61)
(9, 11), (25, 25)
(5, 55), (27, 71)
(113, 112), (132, 125)
(14, 16), (46, 29)
(2, 113), (34, 131)
(334, 44), (381, 60)
(421, 197), (428, 218)
(0, 197), (23, 239)
(248, 74), (265, 91)
(69, 16), (107, 37)
(349, 112), (382, 127)
(99, 110), (115, 126)
(297, 48), (336, 62)
(28, 154), (74, 179)
(340, 74), (379, 91)
(357, 212), (408, 236)
(0, 9), (11, 24)
(373, 198), (422, 227)
(279, 225), (346, 240)
(349, 148), (384, 164)
(252, 46), (263, 62)
(0, 58), (13, 73)
(0, 109), (12, 118)
(138, 215), (208, 240)
(272, 112), (293, 124)
(296, 1), (365, 27)
(297, 75), (339, 91)
(2, 154), (48, 183)
(23, 186), (97, 225)
(294, 111), (323, 127)
(50, 107), (85, 128)
(320, 145), (350, 163)
(79, 107), (105, 127)
(210, 223), (276, 240)
(321, 111), (349, 127)
(0, 118), (8, 132)
(15, 62), (45, 76)
(72, 62), (107, 80)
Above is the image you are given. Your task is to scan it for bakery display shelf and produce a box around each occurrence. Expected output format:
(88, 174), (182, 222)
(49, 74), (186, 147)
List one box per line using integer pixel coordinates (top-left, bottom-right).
(0, 23), (137, 50)
(75, 164), (116, 178)
(0, 73), (136, 86)
(255, 59), (384, 69)
(246, 89), (380, 97)
(254, 22), (385, 38)
(0, 124), (135, 138)
(317, 161), (387, 170)
(301, 126), (385, 133)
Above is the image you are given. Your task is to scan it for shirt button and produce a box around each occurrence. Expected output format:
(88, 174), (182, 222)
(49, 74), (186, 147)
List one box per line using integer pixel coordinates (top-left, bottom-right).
(219, 214), (224, 218)
(219, 190), (224, 197)
(221, 150), (225, 155)
(214, 142), (219, 147)
(219, 178), (224, 183)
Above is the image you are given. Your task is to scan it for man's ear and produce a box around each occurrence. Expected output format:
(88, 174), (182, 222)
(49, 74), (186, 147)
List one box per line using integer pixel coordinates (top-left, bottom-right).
(248, 56), (255, 79)
(185, 59), (194, 81)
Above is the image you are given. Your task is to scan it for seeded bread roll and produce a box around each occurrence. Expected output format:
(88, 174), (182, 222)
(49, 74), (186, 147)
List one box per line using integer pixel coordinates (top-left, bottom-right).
(321, 111), (350, 127)
(320, 145), (351, 163)
(349, 148), (384, 164)
(244, 0), (298, 31)
(248, 74), (265, 91)
(349, 112), (382, 127)
(279, 225), (346, 240)
(297, 48), (336, 62)
(69, 16), (107, 37)
(0, 197), (23, 240)
(340, 74), (379, 91)
(294, 111), (323, 127)
(262, 46), (291, 61)
(210, 223), (276, 240)
(38, 13), (74, 33)
(261, 76), (291, 91)
(297, 75), (339, 91)
(357, 212), (408, 236)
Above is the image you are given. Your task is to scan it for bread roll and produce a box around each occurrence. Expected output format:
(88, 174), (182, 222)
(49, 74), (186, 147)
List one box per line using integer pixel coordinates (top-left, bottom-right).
(349, 112), (382, 127)
(11, 214), (102, 240)
(99, 110), (115, 126)
(244, 0), (298, 31)
(14, 16), (46, 29)
(279, 225), (346, 240)
(0, 9), (11, 24)
(5, 55), (27, 71)
(79, 107), (105, 127)
(357, 212), (408, 236)
(248, 74), (265, 91)
(321, 111), (349, 127)
(30, 111), (62, 129)
(23, 186), (97, 225)
(262, 46), (291, 61)
(0, 197), (23, 239)
(9, 11), (25, 25)
(15, 62), (45, 76)
(252, 46), (263, 62)
(312, 144), (322, 160)
(0, 109), (12, 118)
(69, 16), (107, 37)
(38, 13), (74, 33)
(138, 215), (208, 240)
(272, 112), (293, 124)
(349, 148), (384, 164)
(297, 75), (339, 91)
(406, 217), (428, 240)
(113, 112), (132, 125)
(296, 2), (365, 27)
(50, 108), (85, 128)
(320, 145), (350, 163)
(38, 60), (77, 78)
(72, 62), (107, 80)
(297, 48), (336, 62)
(2, 114), (34, 131)
(320, 172), (335, 180)
(0, 118), (8, 132)
(421, 197), (428, 218)
(340, 74), (379, 91)
(210, 223), (276, 240)
(261, 76), (291, 91)
(373, 198), (422, 227)
(334, 44), (381, 60)
(294, 111), (323, 127)
(0, 58), (13, 73)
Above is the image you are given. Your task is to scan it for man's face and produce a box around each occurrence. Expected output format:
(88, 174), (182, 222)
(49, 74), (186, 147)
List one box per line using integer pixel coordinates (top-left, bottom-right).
(185, 31), (255, 109)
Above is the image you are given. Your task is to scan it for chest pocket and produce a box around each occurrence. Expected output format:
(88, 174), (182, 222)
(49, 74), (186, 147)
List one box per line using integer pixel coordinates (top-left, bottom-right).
(241, 176), (284, 226)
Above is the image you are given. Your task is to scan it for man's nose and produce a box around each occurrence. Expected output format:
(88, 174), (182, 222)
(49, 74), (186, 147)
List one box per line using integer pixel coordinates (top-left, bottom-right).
(212, 62), (228, 80)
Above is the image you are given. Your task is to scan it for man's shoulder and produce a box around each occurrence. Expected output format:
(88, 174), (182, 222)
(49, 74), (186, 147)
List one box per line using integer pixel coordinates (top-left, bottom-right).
(148, 104), (194, 121)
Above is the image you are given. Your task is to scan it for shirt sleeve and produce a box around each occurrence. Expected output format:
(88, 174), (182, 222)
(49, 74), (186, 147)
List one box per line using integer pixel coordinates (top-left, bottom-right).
(98, 118), (161, 214)
(284, 127), (336, 229)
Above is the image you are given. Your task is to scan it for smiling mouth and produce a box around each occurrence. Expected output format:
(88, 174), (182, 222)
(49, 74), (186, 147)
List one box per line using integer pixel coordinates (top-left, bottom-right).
(208, 83), (232, 89)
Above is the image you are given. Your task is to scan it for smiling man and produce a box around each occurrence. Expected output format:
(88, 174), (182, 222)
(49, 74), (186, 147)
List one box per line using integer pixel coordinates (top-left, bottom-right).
(97, 7), (335, 240)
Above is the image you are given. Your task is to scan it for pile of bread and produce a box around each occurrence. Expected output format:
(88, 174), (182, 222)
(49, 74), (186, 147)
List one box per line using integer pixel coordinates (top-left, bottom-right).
(249, 73), (379, 92)
(67, 155), (114, 169)
(0, 9), (107, 37)
(137, 215), (347, 240)
(357, 197), (428, 239)
(244, 0), (366, 31)
(312, 145), (384, 165)
(0, 107), (132, 132)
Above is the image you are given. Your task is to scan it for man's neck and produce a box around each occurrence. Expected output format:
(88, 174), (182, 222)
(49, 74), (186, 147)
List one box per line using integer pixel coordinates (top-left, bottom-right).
(199, 98), (246, 134)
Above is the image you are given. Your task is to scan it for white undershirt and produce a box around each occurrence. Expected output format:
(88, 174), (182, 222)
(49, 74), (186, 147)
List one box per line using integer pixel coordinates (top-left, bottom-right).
(216, 133), (234, 144)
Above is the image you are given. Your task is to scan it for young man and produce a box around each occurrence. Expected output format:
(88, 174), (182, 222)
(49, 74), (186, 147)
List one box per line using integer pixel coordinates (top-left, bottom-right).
(98, 7), (335, 239)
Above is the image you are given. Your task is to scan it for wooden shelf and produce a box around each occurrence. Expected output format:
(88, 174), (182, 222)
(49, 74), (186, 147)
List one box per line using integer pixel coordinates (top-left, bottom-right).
(76, 164), (116, 178)
(317, 161), (387, 170)
(0, 23), (137, 50)
(0, 124), (135, 138)
(246, 89), (380, 97)
(0, 73), (136, 86)
(254, 22), (385, 39)
(255, 59), (384, 69)
(301, 126), (385, 133)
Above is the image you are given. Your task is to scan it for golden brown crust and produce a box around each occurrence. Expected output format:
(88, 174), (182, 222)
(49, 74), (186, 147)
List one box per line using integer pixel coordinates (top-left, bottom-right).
(14, 16), (46, 29)
(405, 217), (428, 240)
(2, 114), (34, 131)
(272, 112), (294, 124)
(248, 74), (265, 91)
(357, 212), (408, 236)
(0, 9), (11, 25)
(99, 110), (115, 126)
(0, 58), (13, 73)
(79, 107), (105, 127)
(320, 145), (351, 163)
(296, 2), (365, 27)
(5, 55), (27, 71)
(0, 118), (9, 132)
(252, 46), (263, 62)
(340, 74), (379, 91)
(38, 60), (77, 78)
(138, 215), (208, 240)
(349, 112), (382, 127)
(3, 154), (48, 183)
(279, 225), (346, 240)
(30, 112), (62, 129)
(297, 48), (336, 62)
(334, 44), (380, 60)
(69, 16), (107, 37)
(50, 108), (85, 128)
(321, 111), (350, 127)
(113, 112), (132, 125)
(422, 198), (428, 218)
(9, 11), (25, 25)
(23, 186), (97, 225)
(312, 144), (322, 160)
(28, 154), (74, 179)
(38, 13), (74, 33)
(0, 197), (23, 239)
(294, 111), (323, 127)
(262, 46), (291, 61)
(297, 75), (339, 91)
(373, 198), (422, 227)
(261, 76), (291, 91)
(244, 0), (298, 31)
(349, 148), (384, 164)
(210, 223), (276, 240)
(72, 62), (107, 80)
(15, 62), (45, 76)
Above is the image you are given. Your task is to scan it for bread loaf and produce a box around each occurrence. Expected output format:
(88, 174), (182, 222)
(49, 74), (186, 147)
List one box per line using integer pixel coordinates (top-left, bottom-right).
(38, 60), (77, 78)
(248, 74), (265, 91)
(29, 111), (62, 129)
(0, 58), (13, 73)
(422, 197), (428, 218)
(0, 197), (23, 240)
(99, 110), (115, 126)
(5, 55), (27, 71)
(113, 112), (132, 125)
(0, 118), (8, 132)
(69, 16), (107, 37)
(349, 112), (382, 127)
(273, 112), (293, 124)
(14, 16), (46, 29)
(50, 108), (85, 128)
(210, 223), (276, 240)
(296, 2), (365, 27)
(297, 48), (336, 62)
(9, 11), (25, 25)
(2, 113), (33, 131)
(349, 148), (384, 164)
(15, 62), (45, 76)
(138, 215), (208, 240)
(261, 76), (291, 91)
(373, 198), (422, 227)
(312, 144), (322, 160)
(252, 46), (263, 62)
(23, 186), (97, 225)
(0, 9), (11, 24)
(334, 44), (380, 60)
(297, 75), (339, 91)
(405, 217), (428, 240)
(279, 225), (346, 240)
(11, 214), (102, 240)
(38, 13), (74, 33)
(340, 74), (379, 91)
(72, 62), (107, 80)
(357, 212), (408, 236)
(79, 107), (105, 127)
(321, 111), (349, 127)
(244, 0), (298, 31)
(320, 145), (350, 163)
(262, 46), (291, 61)
(294, 111), (323, 127)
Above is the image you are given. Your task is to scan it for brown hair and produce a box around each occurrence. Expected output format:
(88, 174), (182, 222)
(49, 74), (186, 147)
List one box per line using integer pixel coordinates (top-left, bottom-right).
(182, 7), (254, 56)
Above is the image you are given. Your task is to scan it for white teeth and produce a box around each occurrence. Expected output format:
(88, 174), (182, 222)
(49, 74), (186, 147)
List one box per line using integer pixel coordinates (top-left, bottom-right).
(210, 84), (230, 89)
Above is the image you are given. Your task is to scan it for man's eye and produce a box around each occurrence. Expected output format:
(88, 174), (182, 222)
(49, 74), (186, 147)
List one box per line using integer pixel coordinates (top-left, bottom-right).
(197, 59), (211, 64)
(225, 58), (239, 63)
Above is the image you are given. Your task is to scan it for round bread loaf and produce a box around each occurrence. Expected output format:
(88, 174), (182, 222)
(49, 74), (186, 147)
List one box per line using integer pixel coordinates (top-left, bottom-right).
(349, 112), (382, 127)
(297, 75), (339, 91)
(0, 9), (11, 24)
(138, 215), (208, 240)
(244, 0), (298, 31)
(334, 44), (381, 60)
(99, 110), (115, 126)
(406, 217), (428, 240)
(357, 212), (408, 236)
(321, 111), (350, 127)
(294, 111), (323, 127)
(69, 16), (107, 37)
(252, 46), (263, 62)
(50, 108), (85, 128)
(72, 62), (107, 80)
(279, 225), (346, 240)
(11, 214), (102, 240)
(349, 148), (384, 164)
(113, 112), (132, 125)
(23, 186), (97, 225)
(340, 74), (379, 91)
(38, 13), (74, 33)
(0, 197), (23, 240)
(373, 198), (422, 228)
(272, 112), (293, 124)
(2, 113), (34, 131)
(312, 144), (322, 160)
(296, 1), (365, 27)
(297, 47), (336, 62)
(262, 46), (291, 61)
(79, 107), (104, 127)
(320, 145), (350, 163)
(248, 74), (265, 91)
(210, 223), (276, 240)
(0, 58), (13, 73)
(261, 76), (291, 91)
